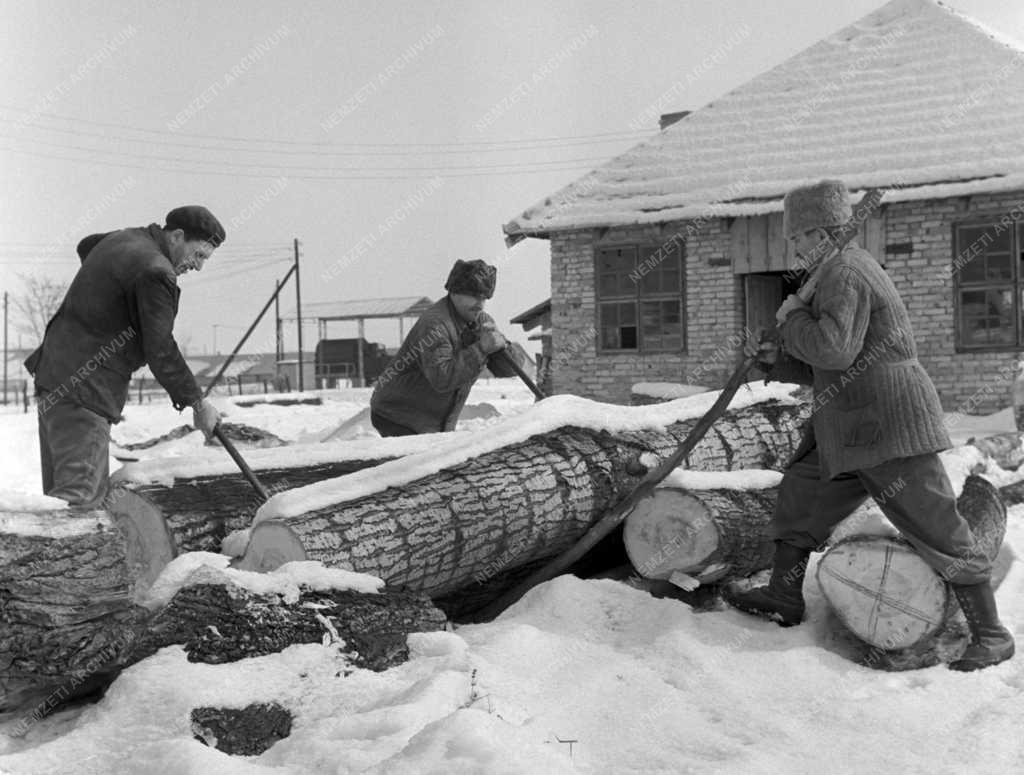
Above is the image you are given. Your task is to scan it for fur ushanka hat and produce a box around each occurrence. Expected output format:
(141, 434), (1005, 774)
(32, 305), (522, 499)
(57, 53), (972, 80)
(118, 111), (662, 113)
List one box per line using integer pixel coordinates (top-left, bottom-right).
(783, 179), (852, 238)
(444, 259), (497, 299)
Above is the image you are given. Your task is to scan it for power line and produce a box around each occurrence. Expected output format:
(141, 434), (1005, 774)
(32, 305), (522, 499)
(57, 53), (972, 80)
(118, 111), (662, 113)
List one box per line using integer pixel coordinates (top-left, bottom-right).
(0, 103), (650, 149)
(0, 115), (648, 157)
(2, 144), (602, 180)
(0, 133), (613, 173)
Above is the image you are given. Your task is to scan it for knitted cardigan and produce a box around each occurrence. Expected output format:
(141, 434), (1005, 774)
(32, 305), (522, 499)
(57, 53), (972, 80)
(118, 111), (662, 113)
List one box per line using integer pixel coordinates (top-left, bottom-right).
(768, 242), (950, 479)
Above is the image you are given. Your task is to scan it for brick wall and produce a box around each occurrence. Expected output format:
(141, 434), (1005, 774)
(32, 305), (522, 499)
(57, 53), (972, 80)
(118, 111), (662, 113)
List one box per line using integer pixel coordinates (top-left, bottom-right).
(548, 189), (1024, 413)
(884, 190), (1024, 414)
(549, 219), (744, 404)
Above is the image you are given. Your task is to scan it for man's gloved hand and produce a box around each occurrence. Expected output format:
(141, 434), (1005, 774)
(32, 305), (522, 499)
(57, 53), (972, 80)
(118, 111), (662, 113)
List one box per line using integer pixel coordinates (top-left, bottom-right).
(775, 293), (808, 325)
(478, 328), (508, 355)
(744, 326), (780, 368)
(191, 397), (222, 439)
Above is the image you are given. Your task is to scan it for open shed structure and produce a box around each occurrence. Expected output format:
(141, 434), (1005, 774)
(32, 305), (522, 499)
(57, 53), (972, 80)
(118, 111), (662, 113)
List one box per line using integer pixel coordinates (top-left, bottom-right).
(284, 296), (433, 387)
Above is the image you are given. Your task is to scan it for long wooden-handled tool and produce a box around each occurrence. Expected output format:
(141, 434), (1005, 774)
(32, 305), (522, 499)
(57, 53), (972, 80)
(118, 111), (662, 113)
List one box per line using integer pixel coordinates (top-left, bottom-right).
(475, 187), (886, 622)
(213, 425), (271, 502)
(492, 347), (546, 400)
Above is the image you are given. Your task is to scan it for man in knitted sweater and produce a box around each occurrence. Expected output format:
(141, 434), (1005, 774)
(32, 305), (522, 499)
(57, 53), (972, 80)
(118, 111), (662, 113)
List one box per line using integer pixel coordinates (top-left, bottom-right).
(725, 180), (1014, 672)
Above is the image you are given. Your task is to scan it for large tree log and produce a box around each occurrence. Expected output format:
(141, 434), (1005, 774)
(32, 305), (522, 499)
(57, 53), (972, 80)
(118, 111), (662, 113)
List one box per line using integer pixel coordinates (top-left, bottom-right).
(1, 546), (446, 717)
(109, 434), (441, 555)
(235, 391), (810, 597)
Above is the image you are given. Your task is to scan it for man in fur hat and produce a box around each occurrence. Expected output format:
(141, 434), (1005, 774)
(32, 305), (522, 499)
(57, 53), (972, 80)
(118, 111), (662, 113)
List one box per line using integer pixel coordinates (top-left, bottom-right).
(725, 180), (1014, 672)
(370, 259), (518, 436)
(25, 206), (226, 507)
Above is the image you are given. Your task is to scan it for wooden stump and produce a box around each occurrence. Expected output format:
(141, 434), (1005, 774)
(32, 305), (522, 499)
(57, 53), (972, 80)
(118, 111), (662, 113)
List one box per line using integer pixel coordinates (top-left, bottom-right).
(0, 508), (149, 714)
(816, 474), (1010, 669)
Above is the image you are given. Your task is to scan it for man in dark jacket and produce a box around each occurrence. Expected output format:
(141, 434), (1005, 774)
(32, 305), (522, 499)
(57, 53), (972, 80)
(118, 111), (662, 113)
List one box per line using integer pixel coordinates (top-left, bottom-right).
(725, 180), (1014, 672)
(370, 259), (517, 436)
(24, 205), (226, 507)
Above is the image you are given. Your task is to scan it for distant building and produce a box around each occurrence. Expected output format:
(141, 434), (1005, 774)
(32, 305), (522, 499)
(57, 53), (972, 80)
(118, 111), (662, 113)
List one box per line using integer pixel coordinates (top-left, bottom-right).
(503, 0), (1024, 412)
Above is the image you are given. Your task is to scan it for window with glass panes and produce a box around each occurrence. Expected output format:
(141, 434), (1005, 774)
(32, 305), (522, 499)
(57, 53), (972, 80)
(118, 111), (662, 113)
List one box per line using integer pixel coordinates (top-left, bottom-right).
(953, 221), (1023, 350)
(596, 243), (684, 352)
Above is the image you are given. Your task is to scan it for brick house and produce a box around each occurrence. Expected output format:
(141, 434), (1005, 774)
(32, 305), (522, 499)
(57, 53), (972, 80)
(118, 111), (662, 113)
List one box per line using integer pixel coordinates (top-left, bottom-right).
(503, 0), (1024, 413)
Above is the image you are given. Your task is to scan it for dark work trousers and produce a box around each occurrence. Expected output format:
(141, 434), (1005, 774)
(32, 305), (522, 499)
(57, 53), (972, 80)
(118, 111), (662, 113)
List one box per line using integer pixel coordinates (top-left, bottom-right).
(37, 392), (111, 507)
(370, 410), (419, 438)
(773, 445), (992, 585)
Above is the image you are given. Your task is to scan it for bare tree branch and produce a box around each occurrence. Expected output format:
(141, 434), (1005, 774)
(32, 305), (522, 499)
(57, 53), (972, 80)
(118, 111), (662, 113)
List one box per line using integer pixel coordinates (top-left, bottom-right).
(12, 274), (69, 345)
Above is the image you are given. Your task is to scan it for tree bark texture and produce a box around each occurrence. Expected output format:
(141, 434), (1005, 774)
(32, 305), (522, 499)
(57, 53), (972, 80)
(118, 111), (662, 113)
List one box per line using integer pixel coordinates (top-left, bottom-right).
(191, 702), (293, 757)
(0, 509), (148, 715)
(131, 583), (447, 672)
(110, 457), (405, 556)
(237, 395), (811, 597)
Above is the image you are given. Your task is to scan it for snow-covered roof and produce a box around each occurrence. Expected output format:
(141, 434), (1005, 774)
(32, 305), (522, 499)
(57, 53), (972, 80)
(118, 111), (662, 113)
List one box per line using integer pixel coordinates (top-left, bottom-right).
(504, 0), (1024, 241)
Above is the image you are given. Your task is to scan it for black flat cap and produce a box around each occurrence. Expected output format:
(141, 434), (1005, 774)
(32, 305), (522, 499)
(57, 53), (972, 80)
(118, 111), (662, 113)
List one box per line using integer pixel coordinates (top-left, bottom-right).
(165, 205), (226, 247)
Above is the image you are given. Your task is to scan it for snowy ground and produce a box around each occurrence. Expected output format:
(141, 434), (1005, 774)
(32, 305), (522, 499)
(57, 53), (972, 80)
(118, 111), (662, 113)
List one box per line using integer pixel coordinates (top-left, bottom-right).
(1, 380), (1022, 774)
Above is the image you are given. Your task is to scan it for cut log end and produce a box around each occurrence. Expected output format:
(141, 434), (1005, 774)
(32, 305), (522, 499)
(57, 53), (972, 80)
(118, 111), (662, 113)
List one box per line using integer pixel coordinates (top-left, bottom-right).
(232, 521), (308, 572)
(105, 488), (175, 603)
(623, 490), (719, 579)
(816, 536), (951, 651)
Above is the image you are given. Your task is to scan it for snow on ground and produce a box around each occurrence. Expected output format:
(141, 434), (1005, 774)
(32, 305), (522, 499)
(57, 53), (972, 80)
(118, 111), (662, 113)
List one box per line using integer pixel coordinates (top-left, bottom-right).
(1, 381), (1023, 774)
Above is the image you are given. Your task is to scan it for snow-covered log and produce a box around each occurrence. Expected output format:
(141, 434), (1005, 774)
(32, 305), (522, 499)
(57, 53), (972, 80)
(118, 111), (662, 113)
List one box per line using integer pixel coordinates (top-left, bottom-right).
(623, 471), (780, 587)
(110, 434), (442, 555)
(131, 582), (446, 671)
(0, 547), (446, 715)
(235, 387), (810, 599)
(816, 474), (1008, 668)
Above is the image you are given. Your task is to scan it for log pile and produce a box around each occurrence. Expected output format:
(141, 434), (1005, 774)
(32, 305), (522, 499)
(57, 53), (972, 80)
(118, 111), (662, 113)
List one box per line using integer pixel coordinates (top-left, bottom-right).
(234, 393), (810, 598)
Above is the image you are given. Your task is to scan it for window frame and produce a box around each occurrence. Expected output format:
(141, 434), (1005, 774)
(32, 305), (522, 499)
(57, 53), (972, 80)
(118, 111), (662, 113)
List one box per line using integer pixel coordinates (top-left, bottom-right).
(594, 241), (686, 355)
(952, 217), (1022, 353)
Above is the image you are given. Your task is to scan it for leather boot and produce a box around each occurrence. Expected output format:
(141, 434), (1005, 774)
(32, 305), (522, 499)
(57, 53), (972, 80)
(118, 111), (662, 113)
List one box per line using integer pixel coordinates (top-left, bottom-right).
(948, 582), (1015, 672)
(724, 542), (809, 627)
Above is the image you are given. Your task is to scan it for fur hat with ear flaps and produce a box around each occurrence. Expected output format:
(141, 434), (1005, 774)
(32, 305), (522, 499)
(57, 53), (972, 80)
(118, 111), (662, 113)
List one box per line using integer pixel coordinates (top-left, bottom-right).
(783, 179), (852, 238)
(444, 259), (497, 299)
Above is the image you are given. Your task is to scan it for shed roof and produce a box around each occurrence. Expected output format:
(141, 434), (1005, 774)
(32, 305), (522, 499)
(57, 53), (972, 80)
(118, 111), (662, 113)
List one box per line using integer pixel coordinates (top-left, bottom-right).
(286, 296), (434, 321)
(510, 298), (551, 329)
(504, 0), (1024, 241)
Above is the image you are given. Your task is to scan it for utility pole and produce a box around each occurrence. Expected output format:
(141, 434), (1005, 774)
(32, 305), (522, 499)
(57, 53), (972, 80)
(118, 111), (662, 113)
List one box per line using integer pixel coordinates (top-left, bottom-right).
(294, 238), (304, 392)
(3, 291), (8, 406)
(274, 279), (282, 364)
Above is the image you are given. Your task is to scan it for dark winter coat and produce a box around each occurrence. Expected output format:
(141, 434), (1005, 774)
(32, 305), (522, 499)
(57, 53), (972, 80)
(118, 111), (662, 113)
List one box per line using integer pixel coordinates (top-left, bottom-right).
(767, 241), (951, 479)
(370, 297), (517, 433)
(25, 224), (202, 422)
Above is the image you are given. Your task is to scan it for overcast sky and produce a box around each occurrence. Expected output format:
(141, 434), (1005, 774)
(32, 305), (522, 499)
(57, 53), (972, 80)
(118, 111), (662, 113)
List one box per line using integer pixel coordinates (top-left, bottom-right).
(2, 0), (1023, 358)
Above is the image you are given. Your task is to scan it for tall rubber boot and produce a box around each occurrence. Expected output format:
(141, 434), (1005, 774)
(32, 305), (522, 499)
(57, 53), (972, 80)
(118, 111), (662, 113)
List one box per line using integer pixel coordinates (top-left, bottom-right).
(948, 582), (1015, 672)
(724, 542), (810, 627)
